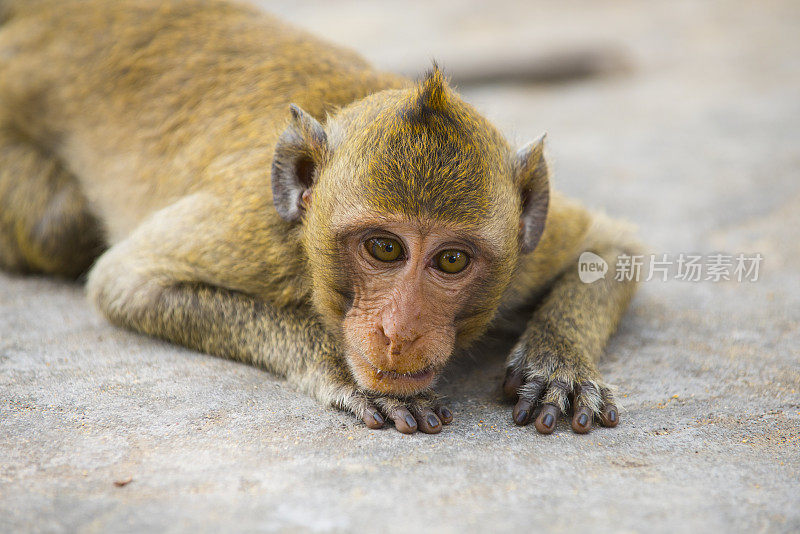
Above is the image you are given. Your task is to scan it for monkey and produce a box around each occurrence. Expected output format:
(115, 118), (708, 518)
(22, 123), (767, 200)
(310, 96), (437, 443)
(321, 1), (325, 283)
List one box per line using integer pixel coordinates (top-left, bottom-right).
(0, 0), (639, 435)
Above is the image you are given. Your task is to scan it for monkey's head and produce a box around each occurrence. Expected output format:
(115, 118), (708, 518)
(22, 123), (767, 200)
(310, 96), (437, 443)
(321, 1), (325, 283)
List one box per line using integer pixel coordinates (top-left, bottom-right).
(271, 69), (549, 396)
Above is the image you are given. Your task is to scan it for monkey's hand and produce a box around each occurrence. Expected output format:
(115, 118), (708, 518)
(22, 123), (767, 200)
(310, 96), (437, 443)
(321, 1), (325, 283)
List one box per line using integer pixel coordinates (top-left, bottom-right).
(341, 387), (453, 435)
(501, 336), (619, 435)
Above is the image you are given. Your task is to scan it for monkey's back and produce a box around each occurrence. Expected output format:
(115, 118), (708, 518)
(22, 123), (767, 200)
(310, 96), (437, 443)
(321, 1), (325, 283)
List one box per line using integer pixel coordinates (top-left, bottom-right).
(0, 0), (405, 243)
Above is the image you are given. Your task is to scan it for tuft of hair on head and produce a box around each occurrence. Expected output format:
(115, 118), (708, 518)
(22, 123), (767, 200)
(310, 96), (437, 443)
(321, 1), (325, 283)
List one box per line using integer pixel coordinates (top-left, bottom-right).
(408, 63), (453, 124)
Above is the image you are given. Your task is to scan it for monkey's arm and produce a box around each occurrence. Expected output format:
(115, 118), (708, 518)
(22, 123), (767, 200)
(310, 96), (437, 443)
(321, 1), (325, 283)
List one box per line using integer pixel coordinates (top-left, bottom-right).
(86, 196), (448, 434)
(502, 198), (639, 434)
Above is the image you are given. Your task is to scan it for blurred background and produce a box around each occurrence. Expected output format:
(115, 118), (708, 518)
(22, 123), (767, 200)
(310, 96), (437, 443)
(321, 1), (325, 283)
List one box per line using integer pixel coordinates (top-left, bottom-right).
(256, 0), (799, 260)
(2, 1), (798, 532)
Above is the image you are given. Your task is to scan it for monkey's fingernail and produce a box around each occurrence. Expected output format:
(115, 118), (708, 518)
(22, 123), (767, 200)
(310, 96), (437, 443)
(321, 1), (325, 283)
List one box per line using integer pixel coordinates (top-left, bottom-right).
(440, 407), (452, 421)
(512, 399), (533, 426)
(362, 409), (384, 429)
(600, 405), (619, 427)
(571, 407), (593, 434)
(405, 414), (417, 430)
(514, 409), (529, 425)
(534, 404), (559, 434)
(426, 414), (440, 428)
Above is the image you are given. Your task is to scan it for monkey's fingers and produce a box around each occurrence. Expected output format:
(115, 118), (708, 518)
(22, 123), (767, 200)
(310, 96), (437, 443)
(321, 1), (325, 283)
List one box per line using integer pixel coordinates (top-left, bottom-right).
(369, 393), (449, 434)
(512, 398), (534, 426)
(344, 393), (386, 431)
(409, 392), (450, 433)
(407, 392), (451, 433)
(361, 404), (385, 430)
(434, 405), (453, 425)
(369, 396), (419, 434)
(571, 381), (603, 434)
(598, 387), (620, 428)
(389, 406), (419, 434)
(412, 406), (443, 434)
(502, 367), (524, 401)
(533, 404), (560, 434)
(534, 379), (571, 434)
(513, 375), (547, 426)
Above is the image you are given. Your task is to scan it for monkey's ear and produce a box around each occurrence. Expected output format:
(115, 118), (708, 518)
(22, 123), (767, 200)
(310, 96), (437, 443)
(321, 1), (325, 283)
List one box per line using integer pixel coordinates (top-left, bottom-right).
(515, 134), (550, 254)
(271, 104), (328, 222)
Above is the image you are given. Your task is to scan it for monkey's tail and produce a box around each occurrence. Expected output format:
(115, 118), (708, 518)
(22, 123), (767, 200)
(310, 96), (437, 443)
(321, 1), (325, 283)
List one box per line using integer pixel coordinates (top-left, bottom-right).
(437, 46), (631, 87)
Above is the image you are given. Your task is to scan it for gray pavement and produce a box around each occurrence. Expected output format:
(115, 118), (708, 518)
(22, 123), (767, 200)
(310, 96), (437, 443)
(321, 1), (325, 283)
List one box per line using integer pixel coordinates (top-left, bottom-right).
(1, 1), (799, 532)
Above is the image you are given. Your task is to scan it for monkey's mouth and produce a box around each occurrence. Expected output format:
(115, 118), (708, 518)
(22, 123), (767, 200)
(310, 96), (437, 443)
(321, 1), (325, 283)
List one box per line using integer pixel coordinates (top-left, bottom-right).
(354, 351), (437, 392)
(372, 364), (434, 382)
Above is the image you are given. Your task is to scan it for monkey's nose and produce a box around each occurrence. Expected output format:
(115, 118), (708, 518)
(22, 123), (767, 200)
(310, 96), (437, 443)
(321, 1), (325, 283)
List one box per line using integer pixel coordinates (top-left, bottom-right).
(377, 325), (391, 346)
(385, 333), (423, 361)
(378, 324), (406, 353)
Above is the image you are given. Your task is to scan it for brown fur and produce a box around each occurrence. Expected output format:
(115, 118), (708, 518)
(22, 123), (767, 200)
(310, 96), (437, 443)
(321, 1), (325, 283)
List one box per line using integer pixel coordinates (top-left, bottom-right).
(0, 0), (639, 434)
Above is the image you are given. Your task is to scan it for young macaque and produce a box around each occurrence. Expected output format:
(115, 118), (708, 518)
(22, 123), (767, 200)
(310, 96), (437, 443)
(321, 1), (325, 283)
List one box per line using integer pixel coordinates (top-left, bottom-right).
(0, 0), (639, 434)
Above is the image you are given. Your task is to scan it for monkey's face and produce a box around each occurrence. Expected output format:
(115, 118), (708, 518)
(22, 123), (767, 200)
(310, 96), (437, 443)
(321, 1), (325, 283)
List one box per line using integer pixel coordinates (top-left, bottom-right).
(278, 70), (548, 396)
(334, 217), (499, 395)
(302, 103), (520, 395)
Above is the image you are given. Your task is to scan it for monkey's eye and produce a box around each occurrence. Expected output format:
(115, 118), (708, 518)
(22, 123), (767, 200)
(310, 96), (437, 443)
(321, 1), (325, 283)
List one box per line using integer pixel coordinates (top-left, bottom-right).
(366, 237), (403, 262)
(435, 250), (469, 274)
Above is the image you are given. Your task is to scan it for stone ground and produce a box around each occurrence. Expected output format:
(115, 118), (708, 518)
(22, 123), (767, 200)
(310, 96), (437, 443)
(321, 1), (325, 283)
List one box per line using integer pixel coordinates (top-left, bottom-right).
(1, 1), (799, 532)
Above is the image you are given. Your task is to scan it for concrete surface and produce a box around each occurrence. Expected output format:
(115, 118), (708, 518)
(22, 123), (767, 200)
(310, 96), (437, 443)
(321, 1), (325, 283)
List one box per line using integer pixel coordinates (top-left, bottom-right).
(1, 1), (799, 532)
